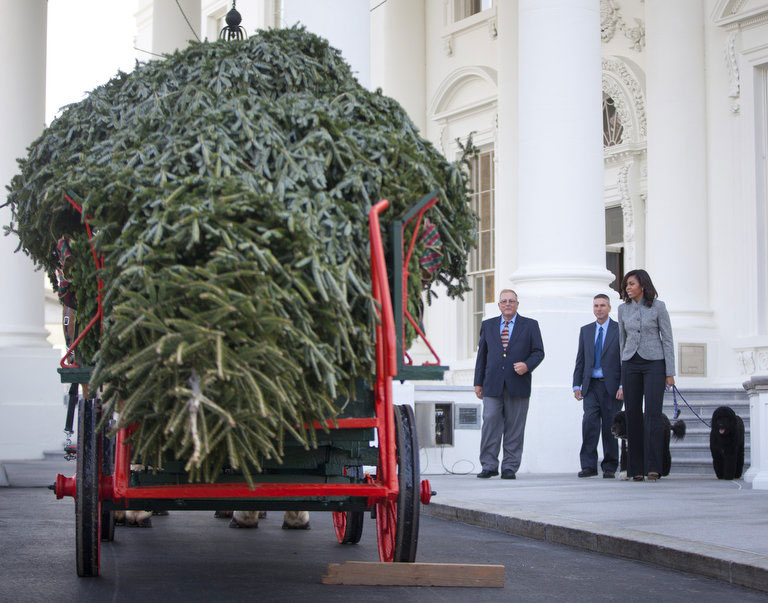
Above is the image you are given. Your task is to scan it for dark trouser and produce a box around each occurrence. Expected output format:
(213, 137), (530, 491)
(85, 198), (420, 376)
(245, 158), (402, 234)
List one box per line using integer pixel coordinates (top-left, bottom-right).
(622, 354), (666, 476)
(579, 379), (620, 473)
(479, 388), (530, 474)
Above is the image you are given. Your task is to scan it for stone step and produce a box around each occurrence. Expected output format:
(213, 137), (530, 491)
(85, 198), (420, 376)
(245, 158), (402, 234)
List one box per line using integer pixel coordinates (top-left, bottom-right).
(663, 388), (749, 400)
(669, 463), (717, 475)
(670, 460), (751, 475)
(662, 402), (750, 415)
(668, 435), (752, 448)
(670, 444), (750, 459)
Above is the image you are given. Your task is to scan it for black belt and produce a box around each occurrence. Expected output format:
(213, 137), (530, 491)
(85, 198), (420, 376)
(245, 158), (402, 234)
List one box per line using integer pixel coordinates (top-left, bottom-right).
(594, 378), (605, 381)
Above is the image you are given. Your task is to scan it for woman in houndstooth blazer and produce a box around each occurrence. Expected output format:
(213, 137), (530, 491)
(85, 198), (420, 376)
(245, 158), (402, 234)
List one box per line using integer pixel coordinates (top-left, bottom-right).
(617, 269), (676, 482)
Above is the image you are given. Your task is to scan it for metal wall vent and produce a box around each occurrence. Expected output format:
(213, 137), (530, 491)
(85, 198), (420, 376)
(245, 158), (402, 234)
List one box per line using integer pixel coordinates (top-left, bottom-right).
(455, 404), (481, 429)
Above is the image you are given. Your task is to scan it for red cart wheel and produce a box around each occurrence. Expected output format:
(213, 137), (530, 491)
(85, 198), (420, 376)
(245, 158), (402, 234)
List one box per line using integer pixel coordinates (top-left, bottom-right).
(332, 510), (364, 544)
(376, 404), (420, 562)
(76, 396), (101, 576)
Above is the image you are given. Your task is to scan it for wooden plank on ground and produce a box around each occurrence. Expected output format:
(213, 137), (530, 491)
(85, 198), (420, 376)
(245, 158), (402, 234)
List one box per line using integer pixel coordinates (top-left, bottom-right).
(322, 561), (505, 587)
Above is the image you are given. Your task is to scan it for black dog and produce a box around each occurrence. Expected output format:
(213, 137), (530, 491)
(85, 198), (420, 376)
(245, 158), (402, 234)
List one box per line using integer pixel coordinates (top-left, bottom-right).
(611, 411), (686, 477)
(709, 406), (745, 480)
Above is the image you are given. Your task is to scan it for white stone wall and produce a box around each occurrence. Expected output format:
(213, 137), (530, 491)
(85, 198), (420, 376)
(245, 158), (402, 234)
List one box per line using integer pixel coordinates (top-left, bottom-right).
(387, 0), (768, 473)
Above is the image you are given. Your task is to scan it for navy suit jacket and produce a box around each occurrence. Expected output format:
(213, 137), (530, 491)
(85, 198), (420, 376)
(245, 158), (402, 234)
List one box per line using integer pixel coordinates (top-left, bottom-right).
(474, 314), (545, 398)
(572, 319), (621, 397)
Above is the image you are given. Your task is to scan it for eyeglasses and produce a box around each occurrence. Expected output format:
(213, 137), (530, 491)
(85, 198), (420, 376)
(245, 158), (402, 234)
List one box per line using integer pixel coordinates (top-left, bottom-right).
(499, 299), (518, 304)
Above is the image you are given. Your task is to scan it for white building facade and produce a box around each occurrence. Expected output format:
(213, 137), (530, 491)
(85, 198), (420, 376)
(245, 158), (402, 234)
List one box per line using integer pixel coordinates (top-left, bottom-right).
(2, 0), (767, 487)
(372, 0), (768, 483)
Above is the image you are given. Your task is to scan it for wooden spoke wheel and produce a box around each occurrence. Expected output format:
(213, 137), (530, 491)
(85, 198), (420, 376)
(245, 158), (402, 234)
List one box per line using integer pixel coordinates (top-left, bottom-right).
(76, 396), (101, 576)
(332, 510), (364, 544)
(376, 404), (420, 562)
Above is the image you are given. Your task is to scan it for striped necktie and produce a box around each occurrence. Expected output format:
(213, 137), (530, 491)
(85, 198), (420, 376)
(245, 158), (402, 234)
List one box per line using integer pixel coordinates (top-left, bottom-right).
(501, 320), (510, 350)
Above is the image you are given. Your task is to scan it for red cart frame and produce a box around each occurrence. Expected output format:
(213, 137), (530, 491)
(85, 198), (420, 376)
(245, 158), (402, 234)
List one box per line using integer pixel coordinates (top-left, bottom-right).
(54, 193), (444, 575)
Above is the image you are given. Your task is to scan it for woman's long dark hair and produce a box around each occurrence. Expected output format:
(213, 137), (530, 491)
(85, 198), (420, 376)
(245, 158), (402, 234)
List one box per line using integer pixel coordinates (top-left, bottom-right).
(620, 269), (657, 307)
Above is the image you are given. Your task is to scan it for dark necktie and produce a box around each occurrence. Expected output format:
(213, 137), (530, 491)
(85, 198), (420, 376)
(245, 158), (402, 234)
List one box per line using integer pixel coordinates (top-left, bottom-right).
(501, 321), (510, 350)
(594, 325), (603, 370)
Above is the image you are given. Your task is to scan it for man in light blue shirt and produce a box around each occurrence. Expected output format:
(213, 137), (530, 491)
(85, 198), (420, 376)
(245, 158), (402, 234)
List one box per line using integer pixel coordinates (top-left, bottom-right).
(572, 295), (623, 478)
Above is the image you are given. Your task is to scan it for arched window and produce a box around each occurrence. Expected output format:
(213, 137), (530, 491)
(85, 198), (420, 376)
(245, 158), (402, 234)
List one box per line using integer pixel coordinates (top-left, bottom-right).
(603, 93), (624, 147)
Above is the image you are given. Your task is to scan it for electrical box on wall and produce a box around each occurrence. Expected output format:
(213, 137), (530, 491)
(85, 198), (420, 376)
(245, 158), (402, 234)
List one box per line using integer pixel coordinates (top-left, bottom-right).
(434, 403), (453, 445)
(415, 402), (455, 447)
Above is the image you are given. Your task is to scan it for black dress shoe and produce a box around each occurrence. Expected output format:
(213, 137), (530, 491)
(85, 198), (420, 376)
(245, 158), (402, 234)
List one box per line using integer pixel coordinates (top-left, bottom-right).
(603, 471), (615, 479)
(578, 469), (598, 478)
(477, 469), (499, 478)
(501, 471), (516, 480)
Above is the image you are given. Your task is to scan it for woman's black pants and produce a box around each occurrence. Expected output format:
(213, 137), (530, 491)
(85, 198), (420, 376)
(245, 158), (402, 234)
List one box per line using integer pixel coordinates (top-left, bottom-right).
(622, 353), (666, 476)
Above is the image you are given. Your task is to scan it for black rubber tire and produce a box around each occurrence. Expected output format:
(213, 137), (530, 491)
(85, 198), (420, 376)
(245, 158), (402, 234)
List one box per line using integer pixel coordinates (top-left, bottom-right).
(76, 396), (101, 576)
(334, 510), (365, 544)
(393, 404), (420, 562)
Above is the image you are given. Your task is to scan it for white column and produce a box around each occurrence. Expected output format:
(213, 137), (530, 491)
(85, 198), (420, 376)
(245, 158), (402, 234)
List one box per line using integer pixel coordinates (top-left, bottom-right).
(495, 0), (518, 290)
(0, 0), (63, 459)
(744, 377), (768, 488)
(512, 0), (612, 298)
(369, 0), (426, 131)
(509, 0), (613, 474)
(152, 0), (201, 56)
(645, 0), (711, 328)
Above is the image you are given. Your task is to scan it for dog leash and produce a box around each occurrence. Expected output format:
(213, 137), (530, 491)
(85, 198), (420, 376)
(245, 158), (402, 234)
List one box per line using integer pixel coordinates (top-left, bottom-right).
(672, 385), (710, 428)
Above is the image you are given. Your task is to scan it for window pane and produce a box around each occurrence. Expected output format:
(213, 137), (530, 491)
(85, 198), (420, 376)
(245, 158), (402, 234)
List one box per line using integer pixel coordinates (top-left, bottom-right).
(602, 93), (623, 147)
(474, 277), (483, 309)
(490, 230), (495, 267)
(480, 192), (491, 230)
(605, 206), (623, 244)
(480, 154), (491, 191)
(485, 274), (495, 304)
(480, 232), (491, 270)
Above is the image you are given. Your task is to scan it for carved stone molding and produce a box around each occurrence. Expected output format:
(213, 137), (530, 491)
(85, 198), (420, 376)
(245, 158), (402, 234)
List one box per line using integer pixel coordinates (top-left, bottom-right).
(488, 17), (497, 39)
(713, 0), (768, 30)
(442, 4), (498, 57)
(725, 31), (741, 113)
(736, 347), (768, 376)
(443, 37), (453, 57)
(760, 351), (768, 372)
(616, 161), (640, 269)
(602, 57), (647, 142)
(601, 0), (645, 52)
(601, 0), (619, 42)
(617, 162), (635, 237)
(438, 124), (448, 154)
(738, 351), (757, 375)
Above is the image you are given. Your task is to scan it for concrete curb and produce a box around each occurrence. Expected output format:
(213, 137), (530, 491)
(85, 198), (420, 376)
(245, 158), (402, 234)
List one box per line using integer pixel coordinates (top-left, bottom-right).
(423, 502), (768, 593)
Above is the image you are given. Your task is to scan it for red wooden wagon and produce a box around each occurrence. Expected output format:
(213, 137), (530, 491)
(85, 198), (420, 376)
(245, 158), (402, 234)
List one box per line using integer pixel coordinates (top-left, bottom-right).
(52, 192), (446, 576)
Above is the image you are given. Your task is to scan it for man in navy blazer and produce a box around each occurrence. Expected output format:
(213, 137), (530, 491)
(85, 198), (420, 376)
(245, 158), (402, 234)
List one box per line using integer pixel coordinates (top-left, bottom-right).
(572, 294), (623, 478)
(474, 289), (545, 479)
